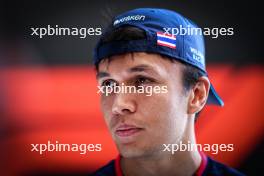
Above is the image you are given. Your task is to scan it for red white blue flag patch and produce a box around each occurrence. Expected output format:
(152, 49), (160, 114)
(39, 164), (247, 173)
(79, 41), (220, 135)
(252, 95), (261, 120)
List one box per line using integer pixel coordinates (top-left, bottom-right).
(157, 32), (176, 49)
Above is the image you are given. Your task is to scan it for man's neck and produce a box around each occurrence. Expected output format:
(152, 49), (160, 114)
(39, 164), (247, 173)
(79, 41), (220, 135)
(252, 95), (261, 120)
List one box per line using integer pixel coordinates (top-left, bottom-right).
(121, 142), (201, 176)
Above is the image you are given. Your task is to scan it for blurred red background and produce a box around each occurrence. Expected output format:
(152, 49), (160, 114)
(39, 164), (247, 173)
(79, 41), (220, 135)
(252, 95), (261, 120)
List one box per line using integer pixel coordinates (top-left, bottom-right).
(0, 65), (263, 175)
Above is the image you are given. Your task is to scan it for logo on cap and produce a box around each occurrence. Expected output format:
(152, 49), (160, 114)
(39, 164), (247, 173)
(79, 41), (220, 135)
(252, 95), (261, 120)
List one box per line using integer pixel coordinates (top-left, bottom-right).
(113, 15), (145, 26)
(189, 47), (205, 65)
(156, 32), (176, 49)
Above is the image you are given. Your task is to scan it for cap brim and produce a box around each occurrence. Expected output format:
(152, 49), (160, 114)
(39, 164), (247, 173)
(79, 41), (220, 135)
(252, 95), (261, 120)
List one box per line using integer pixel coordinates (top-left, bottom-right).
(207, 84), (224, 106)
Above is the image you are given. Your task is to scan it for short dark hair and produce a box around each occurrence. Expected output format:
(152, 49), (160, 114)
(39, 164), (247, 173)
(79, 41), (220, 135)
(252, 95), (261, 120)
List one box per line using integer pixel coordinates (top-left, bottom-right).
(95, 26), (206, 92)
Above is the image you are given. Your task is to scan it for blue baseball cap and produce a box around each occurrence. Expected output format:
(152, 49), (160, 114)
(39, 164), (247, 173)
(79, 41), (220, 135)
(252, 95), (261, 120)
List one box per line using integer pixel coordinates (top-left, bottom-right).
(94, 8), (224, 106)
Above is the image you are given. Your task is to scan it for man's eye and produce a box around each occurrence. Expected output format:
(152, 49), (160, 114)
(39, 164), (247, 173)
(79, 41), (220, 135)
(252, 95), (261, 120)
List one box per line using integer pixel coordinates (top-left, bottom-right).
(135, 76), (153, 85)
(101, 79), (117, 87)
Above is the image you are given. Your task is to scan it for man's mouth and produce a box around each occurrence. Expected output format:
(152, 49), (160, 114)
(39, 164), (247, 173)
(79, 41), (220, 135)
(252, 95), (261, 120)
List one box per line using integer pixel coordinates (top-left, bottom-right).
(115, 124), (144, 138)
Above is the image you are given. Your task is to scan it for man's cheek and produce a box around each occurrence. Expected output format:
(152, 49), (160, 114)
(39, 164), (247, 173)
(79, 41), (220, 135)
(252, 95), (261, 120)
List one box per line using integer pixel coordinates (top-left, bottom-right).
(102, 110), (112, 125)
(101, 97), (113, 113)
(100, 103), (112, 127)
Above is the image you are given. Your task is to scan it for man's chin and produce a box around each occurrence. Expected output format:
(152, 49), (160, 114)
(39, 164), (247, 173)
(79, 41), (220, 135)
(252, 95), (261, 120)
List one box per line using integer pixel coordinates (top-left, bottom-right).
(119, 149), (145, 158)
(116, 142), (146, 158)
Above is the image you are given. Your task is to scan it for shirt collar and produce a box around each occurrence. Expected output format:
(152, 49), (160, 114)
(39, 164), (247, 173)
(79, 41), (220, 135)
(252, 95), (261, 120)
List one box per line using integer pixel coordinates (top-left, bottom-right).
(114, 151), (208, 176)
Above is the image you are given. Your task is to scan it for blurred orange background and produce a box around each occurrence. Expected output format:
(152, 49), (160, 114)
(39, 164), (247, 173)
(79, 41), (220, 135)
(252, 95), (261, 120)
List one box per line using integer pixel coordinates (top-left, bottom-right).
(0, 64), (263, 175)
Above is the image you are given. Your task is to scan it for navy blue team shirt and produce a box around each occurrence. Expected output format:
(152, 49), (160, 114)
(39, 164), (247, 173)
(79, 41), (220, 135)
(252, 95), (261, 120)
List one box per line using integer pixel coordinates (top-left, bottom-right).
(92, 152), (245, 176)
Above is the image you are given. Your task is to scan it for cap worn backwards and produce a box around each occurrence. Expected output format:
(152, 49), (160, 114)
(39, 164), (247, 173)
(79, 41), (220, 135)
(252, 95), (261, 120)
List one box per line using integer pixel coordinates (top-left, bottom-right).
(94, 8), (224, 106)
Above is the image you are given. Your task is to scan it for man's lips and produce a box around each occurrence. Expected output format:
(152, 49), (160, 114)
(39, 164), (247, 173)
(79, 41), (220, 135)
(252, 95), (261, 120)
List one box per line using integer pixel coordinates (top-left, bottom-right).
(115, 124), (144, 137)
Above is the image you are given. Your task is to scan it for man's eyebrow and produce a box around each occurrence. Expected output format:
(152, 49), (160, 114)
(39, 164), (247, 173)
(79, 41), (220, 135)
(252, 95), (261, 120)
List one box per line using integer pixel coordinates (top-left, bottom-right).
(128, 64), (153, 73)
(96, 72), (110, 79)
(96, 64), (156, 79)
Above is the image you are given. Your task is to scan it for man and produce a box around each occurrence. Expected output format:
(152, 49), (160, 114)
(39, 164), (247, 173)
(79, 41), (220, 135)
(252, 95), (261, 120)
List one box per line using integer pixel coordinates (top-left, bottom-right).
(92, 8), (245, 176)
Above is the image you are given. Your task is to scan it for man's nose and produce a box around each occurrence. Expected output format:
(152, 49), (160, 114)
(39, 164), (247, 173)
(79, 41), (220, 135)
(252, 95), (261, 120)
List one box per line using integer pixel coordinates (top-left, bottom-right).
(112, 92), (137, 116)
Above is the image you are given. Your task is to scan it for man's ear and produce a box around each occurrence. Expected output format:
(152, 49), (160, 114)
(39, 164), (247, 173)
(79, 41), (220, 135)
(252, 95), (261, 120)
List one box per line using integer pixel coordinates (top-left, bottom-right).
(187, 76), (210, 114)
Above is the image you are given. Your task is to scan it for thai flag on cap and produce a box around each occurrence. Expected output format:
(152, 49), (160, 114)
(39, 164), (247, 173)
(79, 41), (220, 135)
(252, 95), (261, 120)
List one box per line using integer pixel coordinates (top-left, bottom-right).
(157, 32), (176, 49)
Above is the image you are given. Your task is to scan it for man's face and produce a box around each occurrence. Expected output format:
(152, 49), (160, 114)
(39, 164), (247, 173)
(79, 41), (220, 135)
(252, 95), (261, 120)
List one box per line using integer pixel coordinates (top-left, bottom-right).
(97, 52), (190, 158)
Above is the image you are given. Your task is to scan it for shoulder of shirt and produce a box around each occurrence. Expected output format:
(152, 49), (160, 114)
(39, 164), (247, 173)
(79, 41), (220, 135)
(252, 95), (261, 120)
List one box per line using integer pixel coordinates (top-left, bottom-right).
(90, 156), (246, 176)
(90, 160), (115, 176)
(204, 157), (246, 176)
